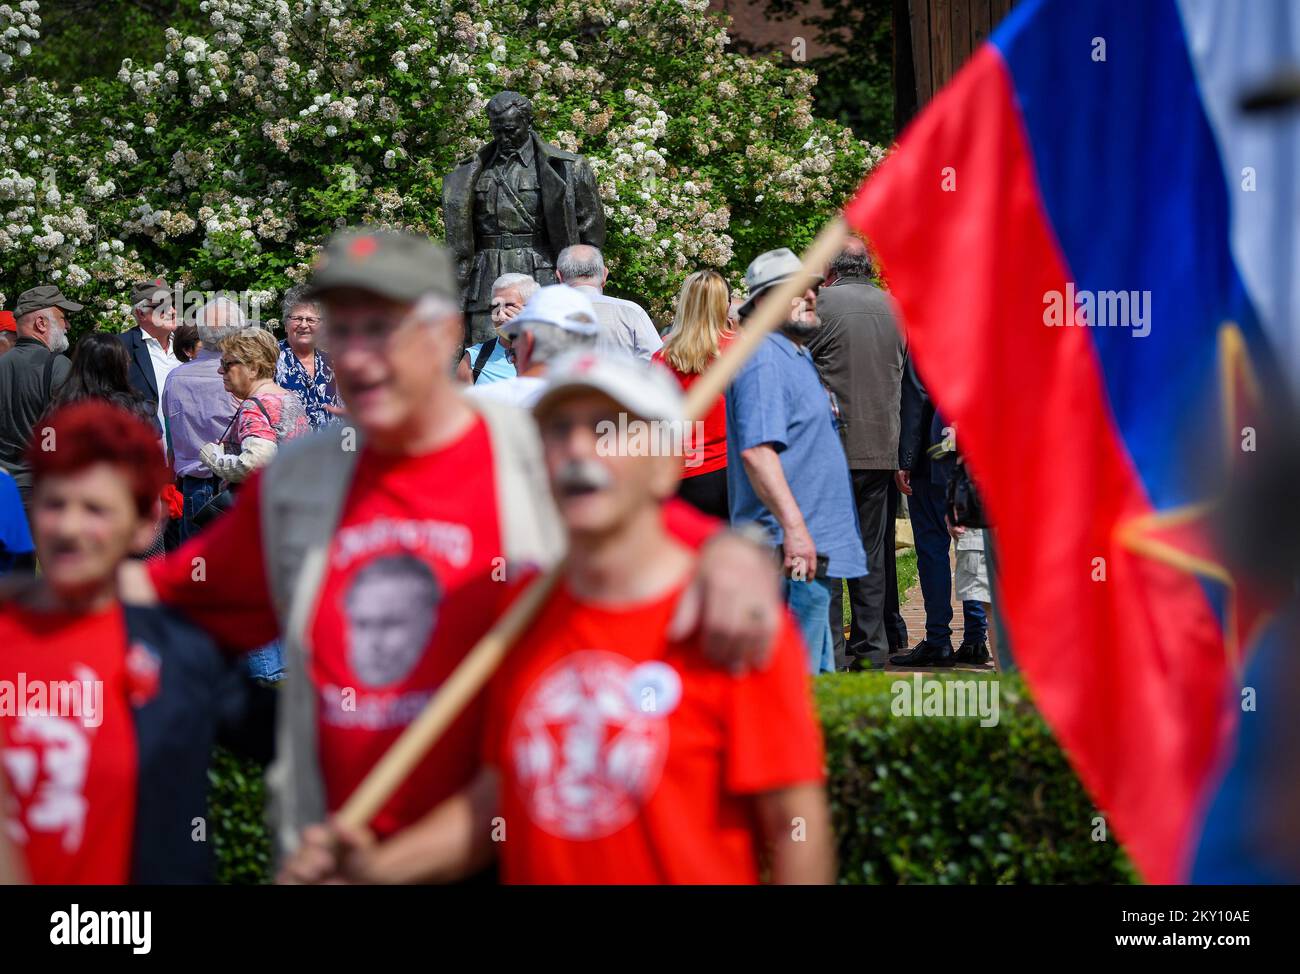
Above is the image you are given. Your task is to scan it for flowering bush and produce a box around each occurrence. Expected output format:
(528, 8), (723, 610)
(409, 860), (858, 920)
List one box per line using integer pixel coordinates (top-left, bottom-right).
(0, 0), (883, 330)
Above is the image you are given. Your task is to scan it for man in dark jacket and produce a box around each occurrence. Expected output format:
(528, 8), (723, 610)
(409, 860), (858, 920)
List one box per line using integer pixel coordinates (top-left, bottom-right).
(442, 91), (605, 347)
(808, 244), (906, 668)
(892, 358), (988, 665)
(118, 278), (180, 429)
(0, 285), (78, 506)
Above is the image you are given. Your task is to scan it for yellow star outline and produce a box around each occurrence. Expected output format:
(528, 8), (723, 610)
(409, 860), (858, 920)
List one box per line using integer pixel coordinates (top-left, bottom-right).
(1114, 322), (1268, 679)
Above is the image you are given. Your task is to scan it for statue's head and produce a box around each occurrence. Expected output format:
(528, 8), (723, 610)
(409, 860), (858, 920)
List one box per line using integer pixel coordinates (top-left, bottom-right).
(487, 91), (533, 152)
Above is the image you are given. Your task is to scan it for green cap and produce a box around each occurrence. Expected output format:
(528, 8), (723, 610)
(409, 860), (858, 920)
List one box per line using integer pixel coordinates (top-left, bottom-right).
(14, 285), (84, 319)
(130, 277), (171, 308)
(306, 228), (458, 304)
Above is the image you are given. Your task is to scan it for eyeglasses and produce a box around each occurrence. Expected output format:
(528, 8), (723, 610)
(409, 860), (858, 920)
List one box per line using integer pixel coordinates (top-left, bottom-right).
(218, 358), (244, 372)
(324, 306), (426, 350)
(286, 315), (321, 326)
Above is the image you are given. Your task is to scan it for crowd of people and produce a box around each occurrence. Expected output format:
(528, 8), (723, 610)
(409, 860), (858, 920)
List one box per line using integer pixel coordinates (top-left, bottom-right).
(0, 224), (995, 886)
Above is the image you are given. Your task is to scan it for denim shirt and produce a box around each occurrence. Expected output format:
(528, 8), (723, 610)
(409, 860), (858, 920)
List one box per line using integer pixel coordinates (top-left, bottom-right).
(725, 333), (867, 579)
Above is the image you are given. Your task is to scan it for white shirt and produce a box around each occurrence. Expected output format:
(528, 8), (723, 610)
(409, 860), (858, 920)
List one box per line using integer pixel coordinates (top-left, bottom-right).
(143, 330), (181, 429)
(466, 375), (547, 409)
(572, 285), (664, 361)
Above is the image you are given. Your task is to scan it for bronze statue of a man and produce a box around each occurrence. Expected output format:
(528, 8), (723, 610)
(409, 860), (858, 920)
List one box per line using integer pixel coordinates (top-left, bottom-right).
(443, 91), (606, 345)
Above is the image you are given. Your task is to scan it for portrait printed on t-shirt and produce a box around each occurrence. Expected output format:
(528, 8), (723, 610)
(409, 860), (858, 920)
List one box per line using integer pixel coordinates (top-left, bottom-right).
(344, 554), (443, 688)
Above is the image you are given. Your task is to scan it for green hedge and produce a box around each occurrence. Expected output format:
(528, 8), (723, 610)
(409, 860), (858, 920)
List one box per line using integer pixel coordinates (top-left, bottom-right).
(209, 672), (1135, 884)
(208, 747), (273, 886)
(818, 672), (1136, 884)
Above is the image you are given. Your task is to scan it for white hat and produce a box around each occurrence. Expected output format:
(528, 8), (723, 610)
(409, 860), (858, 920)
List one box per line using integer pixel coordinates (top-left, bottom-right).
(501, 284), (599, 341)
(534, 349), (685, 424)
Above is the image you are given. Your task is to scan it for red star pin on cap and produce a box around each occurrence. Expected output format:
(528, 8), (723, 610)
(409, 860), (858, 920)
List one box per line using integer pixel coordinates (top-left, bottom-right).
(349, 235), (379, 260)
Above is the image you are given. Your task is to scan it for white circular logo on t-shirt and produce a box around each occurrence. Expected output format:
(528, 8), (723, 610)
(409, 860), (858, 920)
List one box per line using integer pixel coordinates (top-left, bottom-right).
(626, 661), (682, 719)
(507, 651), (669, 840)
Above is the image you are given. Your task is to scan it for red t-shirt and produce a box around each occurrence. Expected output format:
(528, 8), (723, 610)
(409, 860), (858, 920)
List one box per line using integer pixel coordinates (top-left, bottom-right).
(148, 415), (723, 839)
(150, 416), (508, 836)
(309, 424), (508, 836)
(0, 603), (137, 884)
(484, 576), (824, 884)
(653, 339), (732, 478)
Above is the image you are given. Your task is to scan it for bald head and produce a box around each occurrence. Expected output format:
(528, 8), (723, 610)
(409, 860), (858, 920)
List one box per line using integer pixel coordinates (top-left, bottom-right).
(556, 245), (607, 290)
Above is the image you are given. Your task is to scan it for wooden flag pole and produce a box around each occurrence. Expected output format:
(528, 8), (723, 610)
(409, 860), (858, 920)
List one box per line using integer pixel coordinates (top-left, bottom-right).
(335, 216), (849, 830)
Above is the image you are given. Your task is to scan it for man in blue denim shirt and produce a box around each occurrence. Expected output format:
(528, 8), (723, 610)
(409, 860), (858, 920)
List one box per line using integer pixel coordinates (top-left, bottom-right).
(726, 249), (867, 674)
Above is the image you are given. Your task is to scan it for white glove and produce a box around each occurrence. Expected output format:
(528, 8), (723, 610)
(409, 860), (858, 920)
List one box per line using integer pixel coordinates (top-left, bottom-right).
(200, 437), (277, 482)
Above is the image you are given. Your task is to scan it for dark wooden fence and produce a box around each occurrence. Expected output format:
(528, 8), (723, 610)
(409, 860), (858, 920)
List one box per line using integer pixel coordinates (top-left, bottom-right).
(894, 0), (1019, 131)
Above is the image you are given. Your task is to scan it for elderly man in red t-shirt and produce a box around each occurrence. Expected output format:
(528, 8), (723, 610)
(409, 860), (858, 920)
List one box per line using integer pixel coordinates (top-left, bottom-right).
(284, 351), (833, 884)
(120, 230), (785, 868)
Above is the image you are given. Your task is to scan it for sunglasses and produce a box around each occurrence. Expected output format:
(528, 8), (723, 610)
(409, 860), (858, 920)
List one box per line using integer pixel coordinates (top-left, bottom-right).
(218, 358), (244, 372)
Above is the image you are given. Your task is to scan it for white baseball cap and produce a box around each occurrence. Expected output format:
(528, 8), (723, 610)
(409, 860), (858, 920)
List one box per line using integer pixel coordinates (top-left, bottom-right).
(499, 284), (599, 342)
(534, 349), (685, 424)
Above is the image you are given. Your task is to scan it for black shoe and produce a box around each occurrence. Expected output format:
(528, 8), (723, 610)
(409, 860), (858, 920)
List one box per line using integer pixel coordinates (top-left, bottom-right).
(845, 655), (879, 672)
(889, 640), (955, 667)
(953, 639), (991, 665)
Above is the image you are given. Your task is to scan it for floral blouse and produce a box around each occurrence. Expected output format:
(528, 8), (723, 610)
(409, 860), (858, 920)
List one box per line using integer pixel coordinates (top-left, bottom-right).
(275, 340), (340, 429)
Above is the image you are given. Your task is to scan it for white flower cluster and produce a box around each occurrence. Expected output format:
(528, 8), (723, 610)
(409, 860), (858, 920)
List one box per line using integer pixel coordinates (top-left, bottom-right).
(0, 2), (40, 74)
(0, 0), (881, 328)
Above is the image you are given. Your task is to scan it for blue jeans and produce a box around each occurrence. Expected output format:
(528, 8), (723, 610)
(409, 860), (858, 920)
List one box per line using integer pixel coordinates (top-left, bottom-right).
(910, 478), (988, 646)
(783, 576), (837, 675)
(178, 474), (218, 545)
(245, 640), (285, 684)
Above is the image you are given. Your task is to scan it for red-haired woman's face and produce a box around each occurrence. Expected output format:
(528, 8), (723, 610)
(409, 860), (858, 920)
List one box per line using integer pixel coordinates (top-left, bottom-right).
(31, 463), (155, 600)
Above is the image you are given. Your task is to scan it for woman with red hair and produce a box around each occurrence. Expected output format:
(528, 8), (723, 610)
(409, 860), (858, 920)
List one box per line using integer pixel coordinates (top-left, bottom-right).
(0, 401), (273, 884)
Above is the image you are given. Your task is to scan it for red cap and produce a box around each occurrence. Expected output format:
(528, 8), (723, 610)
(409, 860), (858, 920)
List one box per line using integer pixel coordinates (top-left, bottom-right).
(0, 311), (15, 332)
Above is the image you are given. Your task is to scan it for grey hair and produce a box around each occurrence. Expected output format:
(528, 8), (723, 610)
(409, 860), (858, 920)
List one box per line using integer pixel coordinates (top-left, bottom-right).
(829, 248), (873, 280)
(556, 245), (605, 284)
(524, 320), (596, 365)
(411, 292), (462, 322)
(281, 283), (319, 320)
(491, 273), (539, 304)
(195, 295), (248, 345)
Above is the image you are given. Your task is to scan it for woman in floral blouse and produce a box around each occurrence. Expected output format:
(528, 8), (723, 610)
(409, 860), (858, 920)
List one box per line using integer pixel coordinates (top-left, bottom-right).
(275, 283), (341, 428)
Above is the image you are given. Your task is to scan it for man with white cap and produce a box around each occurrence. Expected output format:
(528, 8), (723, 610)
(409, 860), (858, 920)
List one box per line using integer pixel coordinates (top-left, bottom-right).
(466, 283), (598, 409)
(282, 351), (833, 884)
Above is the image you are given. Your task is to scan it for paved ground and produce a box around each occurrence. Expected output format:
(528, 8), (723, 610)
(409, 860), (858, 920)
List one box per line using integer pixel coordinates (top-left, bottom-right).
(846, 548), (996, 674)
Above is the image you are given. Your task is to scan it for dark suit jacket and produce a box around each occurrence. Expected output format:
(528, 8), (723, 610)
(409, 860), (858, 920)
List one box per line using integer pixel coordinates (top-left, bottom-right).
(899, 354), (934, 475)
(898, 355), (956, 488)
(118, 326), (160, 411)
(124, 604), (276, 884)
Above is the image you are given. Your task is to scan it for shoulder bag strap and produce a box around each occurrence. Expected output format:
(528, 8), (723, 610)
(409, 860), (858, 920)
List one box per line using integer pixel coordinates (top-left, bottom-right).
(471, 338), (498, 384)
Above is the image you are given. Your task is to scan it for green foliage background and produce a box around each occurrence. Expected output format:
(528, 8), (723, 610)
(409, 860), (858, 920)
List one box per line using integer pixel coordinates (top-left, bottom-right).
(1, 0), (884, 333)
(821, 673), (1135, 884)
(209, 671), (1135, 885)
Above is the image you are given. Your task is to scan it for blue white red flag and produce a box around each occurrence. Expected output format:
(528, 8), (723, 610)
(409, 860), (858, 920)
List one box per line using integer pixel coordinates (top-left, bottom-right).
(845, 0), (1300, 882)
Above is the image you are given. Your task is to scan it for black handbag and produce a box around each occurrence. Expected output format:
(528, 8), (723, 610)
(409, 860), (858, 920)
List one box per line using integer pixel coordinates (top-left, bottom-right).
(191, 482), (236, 529)
(946, 461), (987, 529)
(191, 397), (273, 528)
